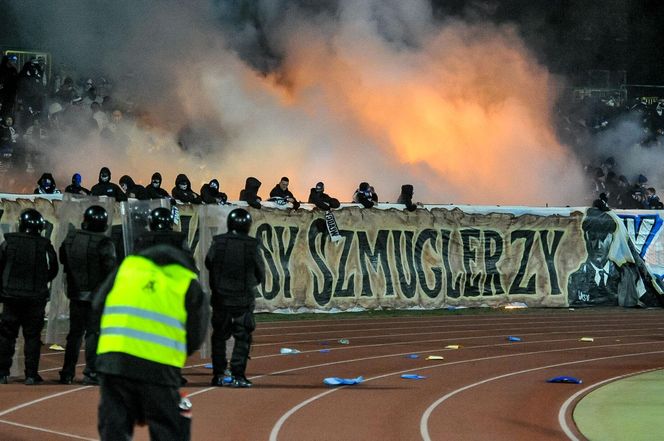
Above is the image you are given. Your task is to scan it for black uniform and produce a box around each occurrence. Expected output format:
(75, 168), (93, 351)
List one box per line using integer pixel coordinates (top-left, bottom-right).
(91, 167), (128, 201)
(239, 177), (262, 209)
(59, 229), (117, 383)
(34, 172), (61, 195)
(134, 231), (190, 255)
(0, 233), (58, 382)
(64, 174), (91, 195)
(93, 245), (209, 441)
(171, 174), (201, 204)
(119, 175), (149, 200)
(397, 184), (418, 211)
(205, 231), (264, 382)
(269, 184), (301, 209)
(353, 182), (375, 208)
(146, 172), (171, 200)
(308, 182), (340, 210)
(200, 179), (228, 205)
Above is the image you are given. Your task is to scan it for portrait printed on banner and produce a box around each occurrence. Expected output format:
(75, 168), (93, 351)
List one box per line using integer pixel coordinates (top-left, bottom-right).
(567, 208), (641, 307)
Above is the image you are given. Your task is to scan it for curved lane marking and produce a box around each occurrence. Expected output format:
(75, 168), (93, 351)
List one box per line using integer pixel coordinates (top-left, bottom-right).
(269, 344), (664, 441)
(557, 367), (663, 441)
(0, 418), (98, 441)
(419, 351), (664, 441)
(0, 386), (91, 418)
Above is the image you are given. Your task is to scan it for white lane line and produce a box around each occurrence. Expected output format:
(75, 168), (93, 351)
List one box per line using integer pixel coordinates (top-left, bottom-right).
(419, 351), (664, 441)
(253, 317), (664, 339)
(0, 419), (98, 441)
(251, 323), (664, 348)
(268, 343), (664, 441)
(557, 367), (663, 441)
(255, 313), (662, 331)
(0, 386), (91, 417)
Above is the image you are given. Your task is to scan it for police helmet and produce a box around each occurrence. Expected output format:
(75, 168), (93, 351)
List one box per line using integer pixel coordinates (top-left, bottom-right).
(148, 207), (173, 231)
(227, 208), (252, 234)
(82, 205), (108, 232)
(19, 209), (46, 235)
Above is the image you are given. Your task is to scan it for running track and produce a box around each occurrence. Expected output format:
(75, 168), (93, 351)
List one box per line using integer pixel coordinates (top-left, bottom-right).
(0, 308), (662, 440)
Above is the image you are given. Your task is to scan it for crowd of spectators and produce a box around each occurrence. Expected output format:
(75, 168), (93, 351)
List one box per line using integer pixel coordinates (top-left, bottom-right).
(555, 91), (664, 209)
(1, 52), (664, 209)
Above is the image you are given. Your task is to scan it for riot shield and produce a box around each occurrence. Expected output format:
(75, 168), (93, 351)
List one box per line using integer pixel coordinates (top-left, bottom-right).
(45, 195), (116, 346)
(119, 199), (169, 256)
(196, 204), (235, 359)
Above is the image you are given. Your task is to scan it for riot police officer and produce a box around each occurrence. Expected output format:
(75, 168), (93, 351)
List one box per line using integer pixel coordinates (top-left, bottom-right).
(0, 209), (58, 385)
(133, 207), (190, 254)
(205, 208), (264, 387)
(59, 205), (117, 385)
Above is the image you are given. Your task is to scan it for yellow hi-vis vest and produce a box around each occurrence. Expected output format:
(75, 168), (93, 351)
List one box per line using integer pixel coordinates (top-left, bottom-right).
(97, 255), (197, 368)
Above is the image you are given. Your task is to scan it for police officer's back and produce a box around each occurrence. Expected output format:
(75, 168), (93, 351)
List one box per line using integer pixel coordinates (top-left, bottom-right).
(93, 244), (209, 440)
(0, 209), (58, 384)
(134, 207), (189, 254)
(59, 205), (116, 384)
(205, 208), (264, 387)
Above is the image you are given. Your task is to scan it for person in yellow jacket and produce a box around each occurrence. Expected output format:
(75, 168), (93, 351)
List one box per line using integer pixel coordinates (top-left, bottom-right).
(92, 244), (209, 441)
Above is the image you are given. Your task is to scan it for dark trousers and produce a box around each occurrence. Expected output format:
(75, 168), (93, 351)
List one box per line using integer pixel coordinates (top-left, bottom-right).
(98, 374), (191, 441)
(61, 299), (97, 378)
(0, 298), (46, 377)
(211, 308), (255, 378)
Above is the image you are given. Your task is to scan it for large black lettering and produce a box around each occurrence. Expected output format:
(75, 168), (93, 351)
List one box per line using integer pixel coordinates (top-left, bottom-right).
(415, 229), (443, 298)
(483, 230), (505, 296)
(539, 230), (564, 295)
(357, 230), (394, 297)
(392, 231), (417, 298)
(274, 226), (298, 298)
(440, 229), (462, 298)
(509, 230), (536, 294)
(333, 230), (356, 297)
(256, 223), (281, 300)
(461, 229), (481, 297)
(307, 220), (333, 305)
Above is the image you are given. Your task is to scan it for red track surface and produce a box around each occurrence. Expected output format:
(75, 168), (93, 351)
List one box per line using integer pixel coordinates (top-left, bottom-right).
(0, 308), (663, 441)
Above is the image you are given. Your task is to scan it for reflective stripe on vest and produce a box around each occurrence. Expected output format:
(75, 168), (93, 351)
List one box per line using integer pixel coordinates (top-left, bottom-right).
(97, 255), (196, 368)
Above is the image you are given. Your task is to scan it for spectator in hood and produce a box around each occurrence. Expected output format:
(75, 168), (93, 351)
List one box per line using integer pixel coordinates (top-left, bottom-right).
(308, 182), (340, 211)
(592, 192), (611, 212)
(64, 173), (90, 195)
(269, 177), (300, 209)
(645, 188), (663, 210)
(146, 172), (171, 200)
(90, 167), (127, 201)
(171, 174), (201, 204)
(353, 182), (375, 208)
(239, 177), (262, 209)
(34, 172), (61, 194)
(119, 175), (148, 200)
(0, 116), (17, 154)
(396, 184), (421, 211)
(200, 179), (227, 205)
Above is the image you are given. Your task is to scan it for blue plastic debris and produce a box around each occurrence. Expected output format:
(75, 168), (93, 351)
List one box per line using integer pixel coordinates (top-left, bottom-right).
(507, 336), (522, 342)
(547, 376), (582, 384)
(319, 349), (331, 353)
(405, 354), (420, 359)
(401, 374), (427, 380)
(323, 376), (364, 386)
(204, 363), (213, 369)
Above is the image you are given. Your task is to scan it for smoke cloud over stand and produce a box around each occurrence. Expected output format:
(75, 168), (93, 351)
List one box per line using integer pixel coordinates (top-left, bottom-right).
(6, 0), (587, 205)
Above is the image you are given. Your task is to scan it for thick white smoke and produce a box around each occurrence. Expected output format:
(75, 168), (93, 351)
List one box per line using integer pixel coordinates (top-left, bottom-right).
(6, 0), (588, 205)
